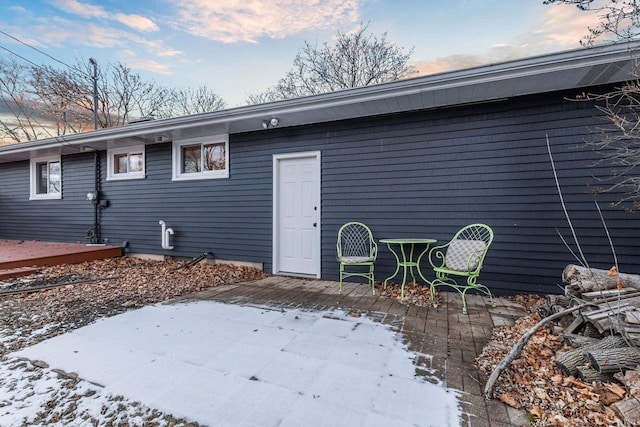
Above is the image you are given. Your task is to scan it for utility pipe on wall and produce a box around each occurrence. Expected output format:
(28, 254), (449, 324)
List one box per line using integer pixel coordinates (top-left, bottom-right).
(159, 220), (174, 250)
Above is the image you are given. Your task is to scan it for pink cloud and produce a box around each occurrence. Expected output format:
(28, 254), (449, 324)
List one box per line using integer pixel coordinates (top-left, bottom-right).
(411, 4), (604, 78)
(52, 0), (159, 33)
(170, 0), (361, 43)
(114, 13), (159, 33)
(126, 59), (172, 75)
(52, 0), (107, 19)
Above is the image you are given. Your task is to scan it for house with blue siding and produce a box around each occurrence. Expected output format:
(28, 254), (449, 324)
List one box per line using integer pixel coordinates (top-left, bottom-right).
(1, 41), (639, 295)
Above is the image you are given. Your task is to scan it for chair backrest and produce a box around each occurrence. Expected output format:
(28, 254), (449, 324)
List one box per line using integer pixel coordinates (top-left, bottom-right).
(444, 224), (493, 272)
(337, 222), (376, 258)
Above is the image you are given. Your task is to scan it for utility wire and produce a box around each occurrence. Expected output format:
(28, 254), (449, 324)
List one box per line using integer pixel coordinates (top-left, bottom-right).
(0, 29), (89, 77)
(0, 31), (94, 143)
(0, 44), (50, 72)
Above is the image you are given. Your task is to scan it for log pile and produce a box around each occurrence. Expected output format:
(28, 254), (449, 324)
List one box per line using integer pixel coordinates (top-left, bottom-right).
(563, 264), (640, 344)
(478, 264), (640, 425)
(533, 265), (640, 425)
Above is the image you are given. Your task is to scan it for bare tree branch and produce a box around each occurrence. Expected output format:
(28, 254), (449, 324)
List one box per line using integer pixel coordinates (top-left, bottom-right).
(163, 86), (227, 118)
(543, 1), (640, 209)
(544, 0), (640, 45)
(0, 57), (227, 144)
(247, 22), (416, 103)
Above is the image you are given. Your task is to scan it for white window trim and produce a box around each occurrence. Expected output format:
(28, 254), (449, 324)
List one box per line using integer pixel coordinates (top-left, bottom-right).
(172, 135), (229, 181)
(106, 145), (146, 181)
(30, 155), (62, 200)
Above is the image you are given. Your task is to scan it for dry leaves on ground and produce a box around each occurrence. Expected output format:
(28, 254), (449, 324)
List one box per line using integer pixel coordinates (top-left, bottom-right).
(475, 299), (624, 426)
(377, 282), (441, 307)
(0, 257), (268, 356)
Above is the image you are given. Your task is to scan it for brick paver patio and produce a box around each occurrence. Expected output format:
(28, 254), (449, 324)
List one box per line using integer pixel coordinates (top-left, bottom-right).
(177, 276), (530, 427)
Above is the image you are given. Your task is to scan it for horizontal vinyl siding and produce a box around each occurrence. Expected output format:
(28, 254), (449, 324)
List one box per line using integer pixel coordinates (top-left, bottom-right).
(275, 90), (635, 296)
(0, 153), (95, 242)
(99, 143), (273, 267)
(1, 86), (638, 296)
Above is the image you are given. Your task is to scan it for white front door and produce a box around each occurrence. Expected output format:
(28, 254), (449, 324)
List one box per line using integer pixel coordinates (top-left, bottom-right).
(273, 152), (321, 277)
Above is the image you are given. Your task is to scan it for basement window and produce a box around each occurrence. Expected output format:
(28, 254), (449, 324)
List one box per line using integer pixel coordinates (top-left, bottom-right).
(30, 156), (62, 200)
(107, 145), (145, 181)
(172, 135), (229, 181)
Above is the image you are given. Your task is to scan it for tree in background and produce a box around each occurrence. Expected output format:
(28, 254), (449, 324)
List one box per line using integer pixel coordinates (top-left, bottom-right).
(247, 23), (416, 103)
(0, 58), (61, 143)
(170, 86), (227, 117)
(544, 0), (640, 45)
(545, 0), (640, 210)
(0, 57), (227, 145)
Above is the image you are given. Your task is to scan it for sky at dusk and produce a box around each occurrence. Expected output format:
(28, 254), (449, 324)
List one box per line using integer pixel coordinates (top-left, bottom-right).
(0, 1), (602, 107)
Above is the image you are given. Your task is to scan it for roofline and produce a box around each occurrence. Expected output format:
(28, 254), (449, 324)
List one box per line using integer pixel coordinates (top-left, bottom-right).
(1, 40), (639, 158)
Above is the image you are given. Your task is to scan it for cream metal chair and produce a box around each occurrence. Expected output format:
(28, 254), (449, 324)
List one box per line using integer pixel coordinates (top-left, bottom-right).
(428, 224), (495, 314)
(337, 222), (377, 294)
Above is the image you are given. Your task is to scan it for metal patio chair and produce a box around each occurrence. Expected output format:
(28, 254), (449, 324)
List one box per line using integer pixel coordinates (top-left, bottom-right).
(337, 222), (377, 294)
(428, 224), (495, 314)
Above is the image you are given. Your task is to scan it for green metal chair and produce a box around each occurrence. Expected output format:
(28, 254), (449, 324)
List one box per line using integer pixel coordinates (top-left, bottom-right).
(428, 224), (495, 314)
(337, 222), (377, 294)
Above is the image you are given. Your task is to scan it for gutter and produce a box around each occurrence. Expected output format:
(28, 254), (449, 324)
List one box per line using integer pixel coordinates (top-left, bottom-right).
(1, 40), (639, 157)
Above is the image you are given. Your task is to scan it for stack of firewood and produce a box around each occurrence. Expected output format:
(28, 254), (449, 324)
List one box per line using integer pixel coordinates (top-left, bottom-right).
(552, 265), (640, 425)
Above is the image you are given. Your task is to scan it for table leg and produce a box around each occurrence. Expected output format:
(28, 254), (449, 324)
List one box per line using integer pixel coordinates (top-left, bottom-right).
(408, 243), (417, 284)
(416, 243), (433, 285)
(383, 243), (401, 289)
(383, 241), (434, 300)
(400, 244), (415, 299)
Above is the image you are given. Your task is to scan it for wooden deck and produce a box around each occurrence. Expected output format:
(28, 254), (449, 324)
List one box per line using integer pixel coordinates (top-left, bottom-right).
(0, 240), (122, 280)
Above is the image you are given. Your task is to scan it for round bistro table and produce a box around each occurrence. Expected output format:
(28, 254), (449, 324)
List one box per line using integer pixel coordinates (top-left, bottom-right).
(379, 238), (437, 299)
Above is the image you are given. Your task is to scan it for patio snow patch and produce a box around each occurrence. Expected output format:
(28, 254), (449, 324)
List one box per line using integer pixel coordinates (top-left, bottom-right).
(11, 300), (461, 426)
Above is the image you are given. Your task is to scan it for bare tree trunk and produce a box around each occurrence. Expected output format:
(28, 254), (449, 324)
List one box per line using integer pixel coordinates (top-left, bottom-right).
(576, 366), (616, 383)
(563, 264), (640, 293)
(556, 335), (628, 376)
(586, 347), (640, 373)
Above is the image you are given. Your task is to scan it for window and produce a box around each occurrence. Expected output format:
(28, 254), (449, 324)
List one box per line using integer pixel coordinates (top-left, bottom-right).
(172, 135), (229, 181)
(107, 145), (145, 180)
(30, 156), (61, 200)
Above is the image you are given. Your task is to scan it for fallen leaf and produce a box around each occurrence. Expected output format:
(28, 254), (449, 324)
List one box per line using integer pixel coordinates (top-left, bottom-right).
(593, 386), (623, 405)
(529, 405), (545, 418)
(498, 393), (521, 409)
(605, 383), (626, 399)
(608, 266), (618, 277)
(550, 374), (564, 386)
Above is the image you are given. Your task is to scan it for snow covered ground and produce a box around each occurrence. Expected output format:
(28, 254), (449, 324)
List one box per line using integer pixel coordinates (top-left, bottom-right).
(0, 357), (177, 426)
(6, 300), (462, 426)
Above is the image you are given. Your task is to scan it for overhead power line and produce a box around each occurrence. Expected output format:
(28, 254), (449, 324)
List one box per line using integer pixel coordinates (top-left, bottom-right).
(0, 44), (49, 71)
(0, 29), (90, 77)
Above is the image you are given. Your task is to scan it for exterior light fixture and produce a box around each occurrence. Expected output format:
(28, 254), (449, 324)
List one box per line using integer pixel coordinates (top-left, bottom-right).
(262, 117), (280, 129)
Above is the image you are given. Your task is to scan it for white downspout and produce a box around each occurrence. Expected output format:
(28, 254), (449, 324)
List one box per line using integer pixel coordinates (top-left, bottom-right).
(165, 227), (174, 250)
(159, 220), (174, 250)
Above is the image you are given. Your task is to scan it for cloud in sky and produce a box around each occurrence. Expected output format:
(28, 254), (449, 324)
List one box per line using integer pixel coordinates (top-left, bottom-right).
(52, 0), (159, 32)
(8, 5), (28, 13)
(112, 13), (159, 33)
(170, 0), (362, 43)
(412, 4), (603, 77)
(125, 58), (173, 75)
(117, 49), (172, 75)
(533, 2), (602, 46)
(23, 15), (181, 63)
